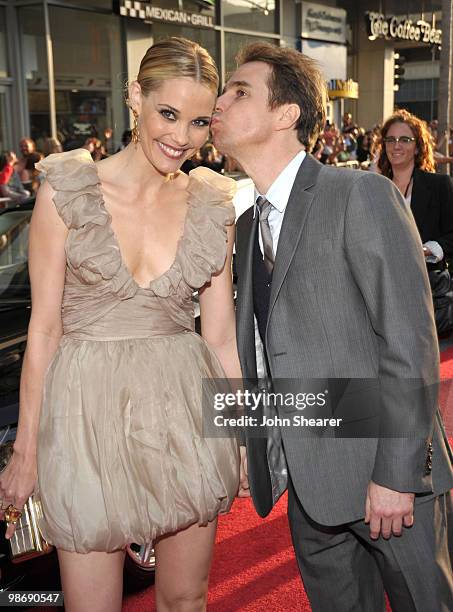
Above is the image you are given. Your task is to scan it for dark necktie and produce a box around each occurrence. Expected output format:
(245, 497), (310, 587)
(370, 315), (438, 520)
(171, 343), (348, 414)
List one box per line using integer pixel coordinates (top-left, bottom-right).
(256, 196), (275, 274)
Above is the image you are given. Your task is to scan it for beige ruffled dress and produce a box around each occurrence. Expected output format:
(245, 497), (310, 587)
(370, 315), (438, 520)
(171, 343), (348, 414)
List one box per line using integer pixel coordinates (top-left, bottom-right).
(34, 149), (240, 553)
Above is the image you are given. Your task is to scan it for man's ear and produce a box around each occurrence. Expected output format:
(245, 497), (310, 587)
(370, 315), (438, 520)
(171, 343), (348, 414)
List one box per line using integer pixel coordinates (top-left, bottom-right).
(128, 80), (143, 115)
(276, 103), (301, 131)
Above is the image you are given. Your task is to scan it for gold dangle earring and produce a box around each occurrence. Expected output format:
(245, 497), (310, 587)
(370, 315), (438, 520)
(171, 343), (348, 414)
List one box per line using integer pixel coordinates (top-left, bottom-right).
(131, 109), (140, 145)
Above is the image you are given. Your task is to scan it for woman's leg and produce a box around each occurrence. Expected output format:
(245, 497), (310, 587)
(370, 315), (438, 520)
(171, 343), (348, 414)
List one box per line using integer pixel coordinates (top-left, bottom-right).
(57, 549), (126, 612)
(154, 519), (218, 612)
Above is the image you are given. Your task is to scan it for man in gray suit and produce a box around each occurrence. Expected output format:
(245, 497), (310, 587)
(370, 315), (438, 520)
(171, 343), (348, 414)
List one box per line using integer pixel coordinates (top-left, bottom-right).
(212, 42), (453, 611)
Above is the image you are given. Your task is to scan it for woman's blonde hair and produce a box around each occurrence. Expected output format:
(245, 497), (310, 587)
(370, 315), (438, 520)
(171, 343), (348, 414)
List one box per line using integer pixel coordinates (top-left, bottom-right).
(42, 137), (62, 157)
(130, 37), (218, 102)
(377, 109), (436, 178)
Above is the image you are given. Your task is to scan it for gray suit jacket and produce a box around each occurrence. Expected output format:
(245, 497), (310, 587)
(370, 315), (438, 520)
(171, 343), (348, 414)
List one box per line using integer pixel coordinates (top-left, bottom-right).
(235, 154), (453, 526)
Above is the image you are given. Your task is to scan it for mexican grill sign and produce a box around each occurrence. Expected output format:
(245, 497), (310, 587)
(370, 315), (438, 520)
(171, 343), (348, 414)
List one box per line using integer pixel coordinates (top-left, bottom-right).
(114, 1), (214, 28)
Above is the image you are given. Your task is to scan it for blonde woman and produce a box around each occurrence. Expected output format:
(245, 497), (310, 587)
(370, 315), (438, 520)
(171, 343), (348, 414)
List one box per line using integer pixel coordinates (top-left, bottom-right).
(0, 38), (241, 611)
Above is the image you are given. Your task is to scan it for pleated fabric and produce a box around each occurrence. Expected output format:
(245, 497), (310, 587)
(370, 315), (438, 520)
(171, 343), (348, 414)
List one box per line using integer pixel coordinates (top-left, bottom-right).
(34, 149), (240, 553)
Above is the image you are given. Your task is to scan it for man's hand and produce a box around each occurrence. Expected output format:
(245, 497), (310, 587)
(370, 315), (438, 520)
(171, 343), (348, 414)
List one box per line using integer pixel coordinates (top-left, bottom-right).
(365, 481), (414, 540)
(238, 446), (250, 497)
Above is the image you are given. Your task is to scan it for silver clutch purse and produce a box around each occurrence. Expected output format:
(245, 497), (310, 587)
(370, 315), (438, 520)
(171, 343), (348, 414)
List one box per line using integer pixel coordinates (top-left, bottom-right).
(0, 441), (53, 563)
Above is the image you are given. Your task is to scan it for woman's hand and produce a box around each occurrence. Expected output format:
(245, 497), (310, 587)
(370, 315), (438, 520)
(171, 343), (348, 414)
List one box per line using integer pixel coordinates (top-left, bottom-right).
(0, 450), (37, 539)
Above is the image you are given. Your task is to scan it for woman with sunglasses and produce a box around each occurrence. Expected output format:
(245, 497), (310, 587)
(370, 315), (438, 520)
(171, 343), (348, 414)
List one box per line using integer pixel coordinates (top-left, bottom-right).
(377, 109), (453, 268)
(377, 109), (453, 334)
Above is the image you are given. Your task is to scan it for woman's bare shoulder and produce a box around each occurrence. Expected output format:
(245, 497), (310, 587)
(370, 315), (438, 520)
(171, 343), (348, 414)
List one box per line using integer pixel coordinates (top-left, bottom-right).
(94, 152), (121, 181)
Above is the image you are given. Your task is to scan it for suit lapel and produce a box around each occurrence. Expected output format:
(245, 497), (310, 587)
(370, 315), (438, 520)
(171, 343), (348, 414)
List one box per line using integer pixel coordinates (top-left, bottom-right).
(236, 208), (258, 378)
(266, 154), (322, 341)
(410, 169), (431, 232)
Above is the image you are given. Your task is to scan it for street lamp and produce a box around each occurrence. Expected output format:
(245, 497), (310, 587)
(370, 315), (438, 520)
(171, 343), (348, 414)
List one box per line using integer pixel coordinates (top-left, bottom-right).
(393, 52), (406, 92)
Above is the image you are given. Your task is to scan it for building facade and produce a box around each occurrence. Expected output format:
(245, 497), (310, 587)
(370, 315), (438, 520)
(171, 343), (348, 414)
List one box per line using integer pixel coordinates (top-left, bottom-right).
(0, 0), (447, 153)
(343, 0), (444, 129)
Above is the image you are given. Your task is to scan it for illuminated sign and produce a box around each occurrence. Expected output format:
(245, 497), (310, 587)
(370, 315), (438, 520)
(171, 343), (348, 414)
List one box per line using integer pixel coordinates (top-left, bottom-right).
(302, 2), (347, 44)
(327, 79), (359, 99)
(366, 12), (442, 47)
(114, 1), (214, 28)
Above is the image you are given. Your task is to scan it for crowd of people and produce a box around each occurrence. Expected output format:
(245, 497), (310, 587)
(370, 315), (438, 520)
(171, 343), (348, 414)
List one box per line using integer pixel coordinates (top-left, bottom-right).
(0, 133), (232, 207)
(3, 109), (453, 209)
(0, 136), (102, 204)
(310, 111), (453, 170)
(311, 114), (377, 167)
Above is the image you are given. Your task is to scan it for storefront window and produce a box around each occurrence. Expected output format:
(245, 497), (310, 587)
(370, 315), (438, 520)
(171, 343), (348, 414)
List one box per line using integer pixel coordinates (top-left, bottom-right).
(224, 32), (276, 79)
(0, 86), (10, 152)
(18, 5), (51, 146)
(152, 22), (218, 73)
(0, 7), (10, 151)
(0, 7), (8, 79)
(0, 210), (32, 301)
(395, 79), (439, 122)
(73, 0), (113, 7)
(49, 6), (125, 152)
(223, 0), (277, 33)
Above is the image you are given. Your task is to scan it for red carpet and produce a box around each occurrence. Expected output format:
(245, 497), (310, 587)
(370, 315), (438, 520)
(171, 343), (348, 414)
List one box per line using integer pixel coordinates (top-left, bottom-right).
(124, 495), (310, 611)
(440, 346), (453, 437)
(129, 351), (453, 610)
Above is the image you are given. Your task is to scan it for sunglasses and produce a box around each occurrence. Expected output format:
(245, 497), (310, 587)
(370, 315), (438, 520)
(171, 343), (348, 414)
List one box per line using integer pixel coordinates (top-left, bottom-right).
(383, 136), (416, 146)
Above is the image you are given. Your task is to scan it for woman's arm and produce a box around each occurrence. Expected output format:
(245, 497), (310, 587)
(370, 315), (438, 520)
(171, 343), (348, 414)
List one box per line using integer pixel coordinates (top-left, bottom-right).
(15, 179), (67, 454)
(0, 180), (67, 537)
(198, 225), (242, 380)
(199, 225), (249, 496)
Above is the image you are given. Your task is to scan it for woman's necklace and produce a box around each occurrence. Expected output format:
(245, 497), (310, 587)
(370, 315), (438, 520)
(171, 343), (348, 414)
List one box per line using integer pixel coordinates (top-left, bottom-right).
(394, 169), (414, 199)
(403, 175), (413, 199)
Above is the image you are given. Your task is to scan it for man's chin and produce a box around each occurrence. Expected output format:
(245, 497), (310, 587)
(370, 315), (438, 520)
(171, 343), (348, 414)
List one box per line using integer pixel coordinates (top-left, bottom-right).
(212, 136), (231, 156)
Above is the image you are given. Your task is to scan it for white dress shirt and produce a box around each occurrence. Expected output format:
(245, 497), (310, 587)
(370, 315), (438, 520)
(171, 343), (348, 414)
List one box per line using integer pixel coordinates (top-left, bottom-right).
(254, 149), (306, 257)
(253, 149), (307, 381)
(253, 151), (307, 505)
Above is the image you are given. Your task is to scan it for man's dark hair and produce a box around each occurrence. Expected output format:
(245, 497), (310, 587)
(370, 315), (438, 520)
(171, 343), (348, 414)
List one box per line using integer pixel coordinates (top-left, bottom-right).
(237, 42), (327, 149)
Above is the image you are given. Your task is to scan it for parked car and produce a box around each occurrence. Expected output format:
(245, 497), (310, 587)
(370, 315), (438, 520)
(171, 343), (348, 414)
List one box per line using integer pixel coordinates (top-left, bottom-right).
(0, 174), (253, 591)
(0, 204), (156, 590)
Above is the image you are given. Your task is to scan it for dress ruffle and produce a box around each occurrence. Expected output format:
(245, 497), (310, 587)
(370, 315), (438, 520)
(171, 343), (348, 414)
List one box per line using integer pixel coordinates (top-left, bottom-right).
(179, 166), (236, 291)
(36, 151), (236, 303)
(36, 149), (137, 301)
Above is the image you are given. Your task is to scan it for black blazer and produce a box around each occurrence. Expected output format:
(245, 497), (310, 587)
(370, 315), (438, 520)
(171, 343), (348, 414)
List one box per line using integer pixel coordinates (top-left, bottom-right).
(411, 168), (453, 255)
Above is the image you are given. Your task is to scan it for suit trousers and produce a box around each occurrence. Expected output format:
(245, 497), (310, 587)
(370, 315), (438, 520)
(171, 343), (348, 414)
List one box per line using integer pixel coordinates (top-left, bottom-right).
(287, 476), (453, 612)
